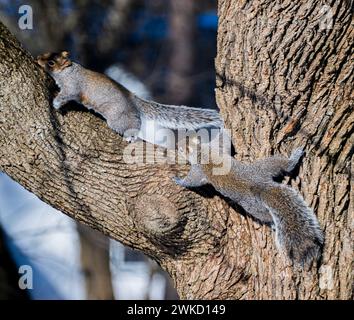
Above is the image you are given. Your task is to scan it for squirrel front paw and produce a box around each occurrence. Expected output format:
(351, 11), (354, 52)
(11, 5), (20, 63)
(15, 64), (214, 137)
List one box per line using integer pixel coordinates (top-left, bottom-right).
(122, 129), (140, 143)
(123, 134), (139, 143)
(53, 98), (63, 110)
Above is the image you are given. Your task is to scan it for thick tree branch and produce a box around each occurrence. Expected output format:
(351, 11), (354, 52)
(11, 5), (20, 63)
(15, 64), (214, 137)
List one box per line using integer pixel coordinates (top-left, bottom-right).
(0, 22), (231, 298)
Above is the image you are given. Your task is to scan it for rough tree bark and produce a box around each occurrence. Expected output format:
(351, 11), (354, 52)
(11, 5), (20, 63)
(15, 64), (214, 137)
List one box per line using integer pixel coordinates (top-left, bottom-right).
(215, 0), (353, 299)
(0, 0), (352, 300)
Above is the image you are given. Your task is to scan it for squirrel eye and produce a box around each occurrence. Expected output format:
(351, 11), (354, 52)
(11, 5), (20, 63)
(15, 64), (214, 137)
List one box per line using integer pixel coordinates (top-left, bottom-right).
(47, 60), (55, 67)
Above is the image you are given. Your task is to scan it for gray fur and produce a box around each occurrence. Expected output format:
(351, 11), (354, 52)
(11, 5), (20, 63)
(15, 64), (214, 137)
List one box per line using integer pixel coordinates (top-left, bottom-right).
(173, 165), (208, 188)
(40, 53), (323, 265)
(136, 99), (222, 130)
(264, 185), (324, 264)
(174, 148), (324, 265)
(49, 62), (222, 142)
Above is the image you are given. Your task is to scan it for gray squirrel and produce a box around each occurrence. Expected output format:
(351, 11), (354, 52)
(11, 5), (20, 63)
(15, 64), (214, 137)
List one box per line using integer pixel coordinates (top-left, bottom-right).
(36, 51), (222, 143)
(174, 147), (324, 265)
(37, 51), (323, 265)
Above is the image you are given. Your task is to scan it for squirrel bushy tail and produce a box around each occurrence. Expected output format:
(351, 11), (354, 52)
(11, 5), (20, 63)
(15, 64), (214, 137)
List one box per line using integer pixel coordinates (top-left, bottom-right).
(173, 146), (324, 265)
(135, 97), (223, 130)
(261, 184), (324, 264)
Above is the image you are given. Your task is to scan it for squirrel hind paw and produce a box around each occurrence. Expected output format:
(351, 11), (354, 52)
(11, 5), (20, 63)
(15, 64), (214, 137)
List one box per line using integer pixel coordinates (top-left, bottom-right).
(290, 147), (305, 163)
(53, 99), (63, 110)
(285, 147), (305, 173)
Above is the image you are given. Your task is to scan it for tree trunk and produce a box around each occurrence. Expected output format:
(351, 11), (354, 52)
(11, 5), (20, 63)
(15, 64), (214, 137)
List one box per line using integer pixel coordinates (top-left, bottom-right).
(215, 0), (353, 299)
(77, 224), (115, 300)
(0, 0), (352, 300)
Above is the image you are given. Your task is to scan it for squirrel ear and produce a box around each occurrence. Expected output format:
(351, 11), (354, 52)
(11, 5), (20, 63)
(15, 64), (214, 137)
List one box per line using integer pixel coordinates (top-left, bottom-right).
(61, 51), (70, 58)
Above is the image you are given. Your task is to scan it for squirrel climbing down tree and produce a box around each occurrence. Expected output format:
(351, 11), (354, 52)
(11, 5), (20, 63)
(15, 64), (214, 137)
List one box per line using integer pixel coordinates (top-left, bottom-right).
(174, 147), (324, 265)
(37, 51), (324, 266)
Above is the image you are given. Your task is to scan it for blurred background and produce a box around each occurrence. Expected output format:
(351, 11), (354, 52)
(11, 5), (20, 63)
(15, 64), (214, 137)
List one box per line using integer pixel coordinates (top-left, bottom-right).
(0, 0), (218, 299)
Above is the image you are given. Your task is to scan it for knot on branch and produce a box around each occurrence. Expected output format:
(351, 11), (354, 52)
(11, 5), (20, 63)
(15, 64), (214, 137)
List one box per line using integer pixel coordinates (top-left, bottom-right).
(133, 194), (182, 238)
